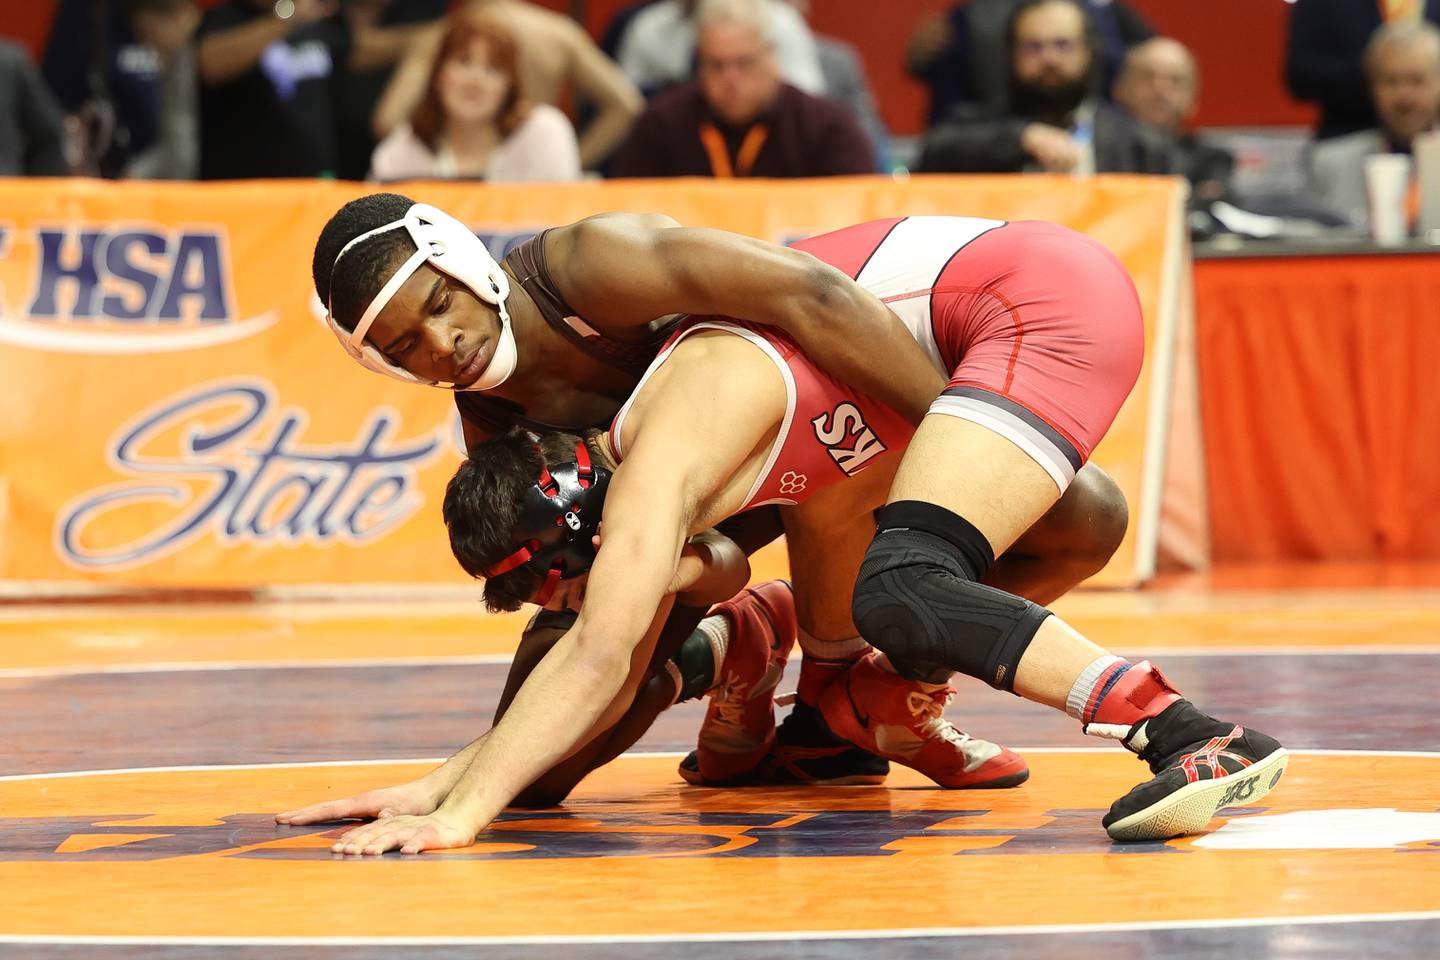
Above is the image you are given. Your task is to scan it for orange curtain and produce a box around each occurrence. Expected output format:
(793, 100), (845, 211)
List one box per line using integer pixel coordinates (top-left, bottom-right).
(1195, 254), (1440, 561)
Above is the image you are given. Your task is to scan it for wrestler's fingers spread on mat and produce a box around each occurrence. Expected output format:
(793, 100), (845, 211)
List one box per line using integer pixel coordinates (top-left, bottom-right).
(341, 818), (412, 854)
(347, 815), (401, 842)
(401, 826), (445, 854)
(277, 800), (349, 825)
(282, 795), (383, 825)
(363, 835), (396, 856)
(332, 824), (376, 853)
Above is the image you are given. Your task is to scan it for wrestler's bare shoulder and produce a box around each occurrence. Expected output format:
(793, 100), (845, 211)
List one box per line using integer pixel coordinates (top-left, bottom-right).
(545, 212), (683, 257)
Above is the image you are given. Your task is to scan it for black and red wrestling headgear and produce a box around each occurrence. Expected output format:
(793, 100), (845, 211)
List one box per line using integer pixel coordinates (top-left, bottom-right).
(481, 440), (611, 605)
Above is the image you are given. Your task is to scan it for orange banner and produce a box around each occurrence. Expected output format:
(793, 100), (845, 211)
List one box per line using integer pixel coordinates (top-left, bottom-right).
(0, 175), (1185, 587)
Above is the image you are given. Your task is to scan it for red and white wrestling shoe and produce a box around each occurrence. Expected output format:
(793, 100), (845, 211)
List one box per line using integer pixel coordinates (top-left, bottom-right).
(817, 650), (1029, 789)
(679, 580), (797, 785)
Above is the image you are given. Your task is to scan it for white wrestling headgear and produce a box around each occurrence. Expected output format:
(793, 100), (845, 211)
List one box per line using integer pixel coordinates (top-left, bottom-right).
(323, 203), (516, 391)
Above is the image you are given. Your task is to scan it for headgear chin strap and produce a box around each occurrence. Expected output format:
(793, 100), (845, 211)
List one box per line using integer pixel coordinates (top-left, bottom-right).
(323, 203), (516, 391)
(482, 440), (611, 606)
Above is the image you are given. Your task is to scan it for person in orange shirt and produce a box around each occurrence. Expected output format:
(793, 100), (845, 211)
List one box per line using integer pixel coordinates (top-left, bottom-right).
(610, 0), (874, 178)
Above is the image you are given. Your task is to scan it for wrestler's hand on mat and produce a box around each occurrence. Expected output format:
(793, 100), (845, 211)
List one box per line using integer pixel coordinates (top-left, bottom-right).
(330, 812), (474, 856)
(275, 781), (442, 826)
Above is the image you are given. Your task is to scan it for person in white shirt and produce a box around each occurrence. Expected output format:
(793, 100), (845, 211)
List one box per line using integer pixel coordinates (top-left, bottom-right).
(1309, 21), (1440, 229)
(370, 13), (581, 182)
(616, 0), (823, 96)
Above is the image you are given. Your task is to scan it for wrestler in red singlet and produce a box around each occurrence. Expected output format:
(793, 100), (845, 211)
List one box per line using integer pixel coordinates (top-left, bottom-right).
(612, 216), (1144, 502)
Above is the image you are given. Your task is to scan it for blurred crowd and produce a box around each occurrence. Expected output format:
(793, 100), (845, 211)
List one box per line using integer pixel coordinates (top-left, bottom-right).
(3, 0), (1439, 238)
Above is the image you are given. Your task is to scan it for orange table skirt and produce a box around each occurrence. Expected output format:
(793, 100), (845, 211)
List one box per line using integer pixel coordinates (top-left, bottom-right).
(1195, 252), (1440, 561)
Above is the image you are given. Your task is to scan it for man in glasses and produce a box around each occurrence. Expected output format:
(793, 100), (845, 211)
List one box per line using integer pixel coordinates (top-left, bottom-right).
(917, 0), (1173, 175)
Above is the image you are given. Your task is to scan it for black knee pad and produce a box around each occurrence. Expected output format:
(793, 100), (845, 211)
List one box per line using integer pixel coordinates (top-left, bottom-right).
(852, 500), (1051, 691)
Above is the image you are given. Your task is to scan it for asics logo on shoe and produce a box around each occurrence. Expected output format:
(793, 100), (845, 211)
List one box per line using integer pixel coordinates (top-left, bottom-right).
(1220, 775), (1260, 807)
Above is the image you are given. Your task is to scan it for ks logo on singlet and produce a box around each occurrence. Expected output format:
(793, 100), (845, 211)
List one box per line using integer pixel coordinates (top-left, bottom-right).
(812, 402), (888, 476)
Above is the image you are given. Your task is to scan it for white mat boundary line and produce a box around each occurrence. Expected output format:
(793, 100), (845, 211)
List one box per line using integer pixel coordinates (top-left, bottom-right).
(1, 748), (1433, 783)
(3, 910), (1440, 946)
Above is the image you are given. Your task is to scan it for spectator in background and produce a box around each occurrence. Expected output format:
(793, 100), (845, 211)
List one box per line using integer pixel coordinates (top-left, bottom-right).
(918, 0), (1172, 175)
(1309, 21), (1440, 229)
(0, 39), (66, 176)
(1114, 37), (1233, 201)
(615, 0), (825, 97)
(41, 0), (199, 178)
(370, 15), (580, 181)
(123, 0), (200, 179)
(611, 0), (873, 178)
(781, 0), (890, 171)
(907, 0), (1152, 126)
(195, 0), (415, 179)
(373, 0), (642, 171)
(600, 0), (658, 61)
(1286, 0), (1440, 141)
(332, 0), (446, 181)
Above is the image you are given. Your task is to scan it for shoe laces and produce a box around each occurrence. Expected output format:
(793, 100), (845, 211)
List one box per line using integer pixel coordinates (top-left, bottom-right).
(906, 687), (971, 748)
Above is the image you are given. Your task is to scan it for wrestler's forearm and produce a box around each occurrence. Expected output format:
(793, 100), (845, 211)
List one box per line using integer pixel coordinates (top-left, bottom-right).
(438, 509), (677, 828)
(435, 613), (662, 832)
(776, 272), (946, 425)
(417, 731), (492, 803)
(514, 667), (678, 806)
(675, 530), (750, 607)
(420, 617), (568, 804)
(624, 227), (946, 425)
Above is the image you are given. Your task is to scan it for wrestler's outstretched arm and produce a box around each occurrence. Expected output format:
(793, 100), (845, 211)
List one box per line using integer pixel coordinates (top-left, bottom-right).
(502, 528), (752, 807)
(275, 529), (747, 828)
(551, 215), (948, 425)
(325, 332), (785, 854)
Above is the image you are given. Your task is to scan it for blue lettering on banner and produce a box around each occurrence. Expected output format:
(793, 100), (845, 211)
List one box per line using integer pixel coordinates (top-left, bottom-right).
(56, 380), (446, 570)
(27, 227), (231, 322)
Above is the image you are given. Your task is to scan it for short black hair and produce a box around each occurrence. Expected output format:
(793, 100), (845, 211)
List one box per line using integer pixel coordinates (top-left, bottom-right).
(312, 192), (417, 333)
(1006, 0), (1099, 55)
(444, 428), (587, 613)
